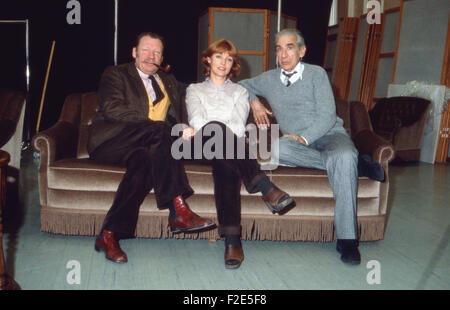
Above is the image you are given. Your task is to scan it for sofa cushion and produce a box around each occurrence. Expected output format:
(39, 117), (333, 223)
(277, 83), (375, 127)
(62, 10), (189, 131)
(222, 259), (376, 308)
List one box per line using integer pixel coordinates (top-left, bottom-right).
(48, 159), (379, 197)
(46, 159), (382, 216)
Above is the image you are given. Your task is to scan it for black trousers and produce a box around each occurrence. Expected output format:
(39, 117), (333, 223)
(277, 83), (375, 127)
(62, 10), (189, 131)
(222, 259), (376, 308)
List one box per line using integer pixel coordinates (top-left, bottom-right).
(90, 120), (194, 238)
(184, 121), (265, 236)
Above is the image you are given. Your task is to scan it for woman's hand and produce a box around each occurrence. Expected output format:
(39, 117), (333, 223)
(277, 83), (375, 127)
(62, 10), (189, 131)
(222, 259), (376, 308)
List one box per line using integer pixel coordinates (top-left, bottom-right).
(250, 98), (273, 130)
(182, 127), (196, 140)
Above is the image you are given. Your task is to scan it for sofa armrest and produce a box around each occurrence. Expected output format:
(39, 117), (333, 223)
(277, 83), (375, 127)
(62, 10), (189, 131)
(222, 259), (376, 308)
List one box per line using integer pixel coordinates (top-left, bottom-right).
(392, 115), (429, 151)
(353, 129), (395, 164)
(32, 121), (79, 167)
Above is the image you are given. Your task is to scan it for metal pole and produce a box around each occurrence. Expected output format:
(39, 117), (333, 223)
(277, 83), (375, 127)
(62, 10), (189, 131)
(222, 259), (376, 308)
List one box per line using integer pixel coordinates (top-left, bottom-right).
(276, 0), (282, 68)
(25, 19), (29, 94)
(114, 0), (118, 65)
(277, 0), (282, 32)
(25, 19), (30, 148)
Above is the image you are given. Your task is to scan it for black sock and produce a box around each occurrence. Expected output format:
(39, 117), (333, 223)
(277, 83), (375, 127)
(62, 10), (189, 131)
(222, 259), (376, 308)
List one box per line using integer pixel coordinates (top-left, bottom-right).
(167, 200), (177, 220)
(255, 176), (275, 196)
(224, 235), (241, 247)
(358, 154), (385, 181)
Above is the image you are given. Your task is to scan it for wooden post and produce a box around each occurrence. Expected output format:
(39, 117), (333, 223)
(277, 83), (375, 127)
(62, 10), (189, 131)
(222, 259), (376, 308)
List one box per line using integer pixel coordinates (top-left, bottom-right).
(435, 12), (450, 163)
(35, 40), (56, 134)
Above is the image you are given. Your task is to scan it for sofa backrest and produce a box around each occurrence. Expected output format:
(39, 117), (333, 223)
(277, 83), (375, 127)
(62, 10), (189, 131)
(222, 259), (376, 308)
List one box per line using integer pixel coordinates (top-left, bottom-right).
(73, 92), (359, 158)
(335, 99), (351, 136)
(77, 92), (99, 158)
(369, 96), (431, 134)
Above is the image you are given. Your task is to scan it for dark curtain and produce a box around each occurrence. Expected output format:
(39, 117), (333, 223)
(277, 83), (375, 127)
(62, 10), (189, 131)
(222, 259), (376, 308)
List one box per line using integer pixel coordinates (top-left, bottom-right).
(0, 0), (331, 137)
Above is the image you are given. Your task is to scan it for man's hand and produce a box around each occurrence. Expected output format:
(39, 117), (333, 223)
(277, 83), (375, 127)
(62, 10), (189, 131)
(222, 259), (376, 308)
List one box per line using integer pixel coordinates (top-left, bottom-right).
(282, 134), (307, 145)
(182, 127), (196, 140)
(250, 98), (273, 129)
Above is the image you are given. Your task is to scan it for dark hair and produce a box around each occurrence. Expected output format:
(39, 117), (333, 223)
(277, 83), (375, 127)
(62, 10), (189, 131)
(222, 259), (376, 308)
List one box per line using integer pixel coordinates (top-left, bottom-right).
(135, 32), (165, 49)
(201, 39), (241, 79)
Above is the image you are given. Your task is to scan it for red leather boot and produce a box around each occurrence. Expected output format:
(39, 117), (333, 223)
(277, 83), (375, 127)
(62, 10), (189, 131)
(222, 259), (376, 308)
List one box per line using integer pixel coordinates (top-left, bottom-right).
(169, 196), (216, 233)
(95, 229), (128, 263)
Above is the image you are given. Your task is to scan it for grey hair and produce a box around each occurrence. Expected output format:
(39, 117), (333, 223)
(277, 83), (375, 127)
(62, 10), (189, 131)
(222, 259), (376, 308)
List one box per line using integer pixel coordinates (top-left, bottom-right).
(275, 28), (306, 48)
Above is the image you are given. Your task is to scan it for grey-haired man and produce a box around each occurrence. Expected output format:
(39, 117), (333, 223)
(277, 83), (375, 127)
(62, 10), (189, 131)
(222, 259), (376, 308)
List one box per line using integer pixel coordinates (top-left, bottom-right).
(239, 28), (384, 265)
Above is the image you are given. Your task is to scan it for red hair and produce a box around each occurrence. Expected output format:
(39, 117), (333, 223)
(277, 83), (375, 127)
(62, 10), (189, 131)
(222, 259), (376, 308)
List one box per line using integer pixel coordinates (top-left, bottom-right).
(201, 39), (241, 78)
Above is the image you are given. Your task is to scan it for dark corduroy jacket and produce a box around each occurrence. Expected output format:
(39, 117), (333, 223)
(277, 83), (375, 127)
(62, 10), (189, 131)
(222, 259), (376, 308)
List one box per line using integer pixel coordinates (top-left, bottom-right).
(87, 62), (187, 154)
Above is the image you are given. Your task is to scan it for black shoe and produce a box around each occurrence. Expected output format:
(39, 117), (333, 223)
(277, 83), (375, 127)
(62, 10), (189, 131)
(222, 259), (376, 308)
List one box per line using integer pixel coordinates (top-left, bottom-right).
(358, 154), (385, 182)
(336, 239), (361, 265)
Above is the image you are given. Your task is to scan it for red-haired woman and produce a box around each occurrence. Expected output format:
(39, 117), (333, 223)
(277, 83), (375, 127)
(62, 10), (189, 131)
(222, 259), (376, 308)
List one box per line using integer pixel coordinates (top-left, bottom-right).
(183, 39), (294, 269)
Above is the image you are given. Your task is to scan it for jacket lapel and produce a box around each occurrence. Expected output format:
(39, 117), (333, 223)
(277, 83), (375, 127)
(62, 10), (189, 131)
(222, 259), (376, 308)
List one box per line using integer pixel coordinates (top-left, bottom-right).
(157, 72), (176, 103)
(126, 63), (149, 116)
(157, 72), (179, 123)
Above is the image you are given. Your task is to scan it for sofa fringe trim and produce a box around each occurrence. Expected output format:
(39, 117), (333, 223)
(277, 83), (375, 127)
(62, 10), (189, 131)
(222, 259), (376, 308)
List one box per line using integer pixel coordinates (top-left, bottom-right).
(40, 207), (385, 242)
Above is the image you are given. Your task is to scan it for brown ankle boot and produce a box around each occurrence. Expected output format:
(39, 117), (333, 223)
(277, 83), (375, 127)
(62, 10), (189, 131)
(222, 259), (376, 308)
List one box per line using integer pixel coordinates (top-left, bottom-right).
(168, 195), (216, 233)
(95, 229), (128, 263)
(262, 186), (296, 214)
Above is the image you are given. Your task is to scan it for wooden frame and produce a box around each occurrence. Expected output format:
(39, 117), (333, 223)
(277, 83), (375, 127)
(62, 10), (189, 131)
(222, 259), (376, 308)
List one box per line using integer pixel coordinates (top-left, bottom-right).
(323, 24), (339, 75)
(207, 7), (268, 74)
(357, 6), (402, 110)
(435, 11), (450, 163)
(198, 7), (297, 80)
(391, 0), (404, 84)
(334, 17), (360, 100)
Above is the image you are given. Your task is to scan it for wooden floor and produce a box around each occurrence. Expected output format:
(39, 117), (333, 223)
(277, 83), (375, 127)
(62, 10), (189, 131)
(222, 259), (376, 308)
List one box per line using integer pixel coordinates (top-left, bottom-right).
(2, 150), (449, 290)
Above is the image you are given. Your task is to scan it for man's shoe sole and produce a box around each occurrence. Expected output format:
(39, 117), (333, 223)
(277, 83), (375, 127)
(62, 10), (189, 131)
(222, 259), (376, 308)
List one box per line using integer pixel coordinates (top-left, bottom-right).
(94, 243), (128, 263)
(264, 196), (296, 215)
(170, 221), (216, 233)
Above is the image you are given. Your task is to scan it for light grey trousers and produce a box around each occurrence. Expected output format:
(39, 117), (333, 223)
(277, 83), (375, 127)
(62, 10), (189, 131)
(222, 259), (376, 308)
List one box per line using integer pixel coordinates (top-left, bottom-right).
(272, 132), (358, 240)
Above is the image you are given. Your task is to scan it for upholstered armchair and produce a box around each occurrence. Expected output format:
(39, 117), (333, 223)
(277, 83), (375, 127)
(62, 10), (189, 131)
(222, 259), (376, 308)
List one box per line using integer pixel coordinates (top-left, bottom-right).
(369, 96), (431, 162)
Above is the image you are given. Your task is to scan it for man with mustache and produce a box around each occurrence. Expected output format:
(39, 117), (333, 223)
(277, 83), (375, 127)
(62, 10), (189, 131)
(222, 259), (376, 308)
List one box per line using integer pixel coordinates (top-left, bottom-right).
(87, 32), (215, 263)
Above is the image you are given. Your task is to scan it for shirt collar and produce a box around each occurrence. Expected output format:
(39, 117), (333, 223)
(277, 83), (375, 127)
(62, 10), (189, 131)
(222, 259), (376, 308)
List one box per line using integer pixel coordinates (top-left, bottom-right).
(205, 77), (231, 89)
(136, 65), (158, 80)
(280, 61), (304, 82)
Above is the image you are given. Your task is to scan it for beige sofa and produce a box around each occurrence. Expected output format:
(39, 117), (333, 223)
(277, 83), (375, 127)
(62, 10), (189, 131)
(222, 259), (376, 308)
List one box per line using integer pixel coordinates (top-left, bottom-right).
(32, 92), (394, 242)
